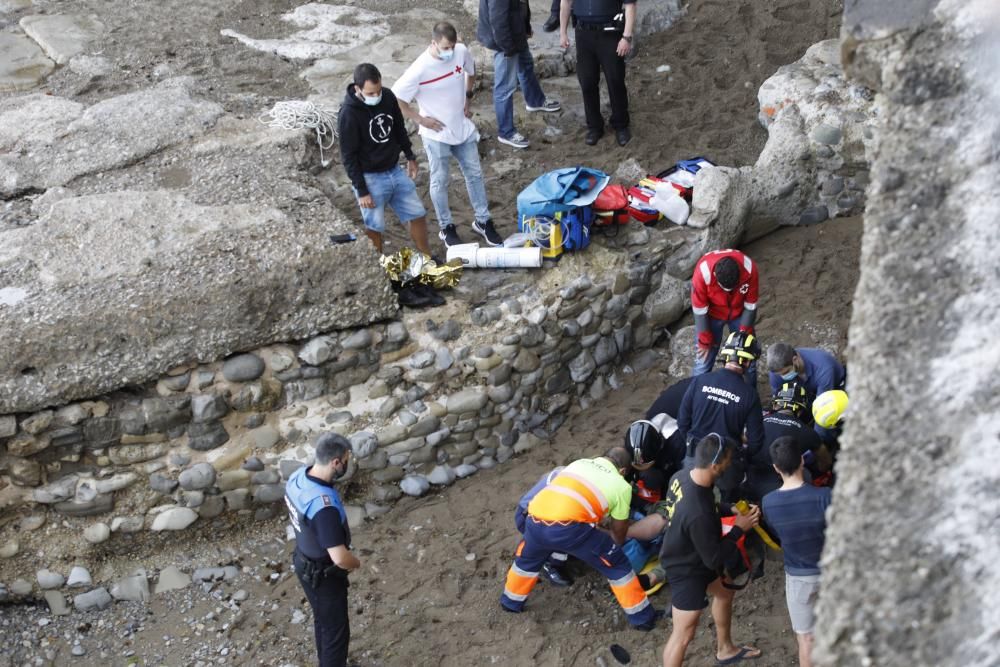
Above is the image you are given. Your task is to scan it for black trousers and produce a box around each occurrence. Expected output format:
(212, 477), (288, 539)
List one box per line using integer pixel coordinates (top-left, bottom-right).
(574, 27), (629, 131)
(294, 552), (350, 667)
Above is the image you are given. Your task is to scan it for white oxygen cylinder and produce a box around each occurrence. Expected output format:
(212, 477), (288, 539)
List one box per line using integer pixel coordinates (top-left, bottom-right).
(447, 244), (542, 269)
(650, 182), (690, 225)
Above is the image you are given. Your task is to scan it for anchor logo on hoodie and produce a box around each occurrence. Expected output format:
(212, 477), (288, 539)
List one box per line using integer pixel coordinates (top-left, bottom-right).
(369, 113), (393, 144)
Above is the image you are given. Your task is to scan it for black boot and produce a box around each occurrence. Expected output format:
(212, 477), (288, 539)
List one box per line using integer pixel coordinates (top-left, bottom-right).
(543, 13), (559, 32)
(412, 283), (446, 307)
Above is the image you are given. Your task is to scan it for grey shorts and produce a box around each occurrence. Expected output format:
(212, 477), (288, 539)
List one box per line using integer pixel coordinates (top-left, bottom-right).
(785, 573), (821, 634)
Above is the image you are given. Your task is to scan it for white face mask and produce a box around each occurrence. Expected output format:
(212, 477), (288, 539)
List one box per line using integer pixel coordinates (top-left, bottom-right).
(362, 93), (381, 106)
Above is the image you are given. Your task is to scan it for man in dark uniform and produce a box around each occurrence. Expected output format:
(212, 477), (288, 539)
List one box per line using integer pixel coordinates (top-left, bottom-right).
(285, 434), (360, 667)
(559, 0), (635, 146)
(746, 380), (830, 502)
(677, 331), (765, 483)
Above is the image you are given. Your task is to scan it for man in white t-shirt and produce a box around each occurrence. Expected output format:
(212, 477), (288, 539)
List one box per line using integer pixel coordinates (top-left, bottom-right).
(393, 22), (501, 248)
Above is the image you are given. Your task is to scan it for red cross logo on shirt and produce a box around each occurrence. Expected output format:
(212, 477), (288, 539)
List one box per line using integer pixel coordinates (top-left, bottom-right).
(455, 65), (463, 74)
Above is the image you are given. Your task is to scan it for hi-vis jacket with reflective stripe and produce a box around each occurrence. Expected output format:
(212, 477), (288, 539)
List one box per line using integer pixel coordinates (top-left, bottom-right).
(691, 249), (759, 345)
(527, 457), (632, 523)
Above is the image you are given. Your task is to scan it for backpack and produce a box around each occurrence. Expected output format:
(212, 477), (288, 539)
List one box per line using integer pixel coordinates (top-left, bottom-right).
(517, 167), (609, 258)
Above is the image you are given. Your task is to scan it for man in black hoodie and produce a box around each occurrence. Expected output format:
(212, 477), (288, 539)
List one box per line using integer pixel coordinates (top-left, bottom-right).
(338, 63), (431, 255)
(477, 0), (561, 150)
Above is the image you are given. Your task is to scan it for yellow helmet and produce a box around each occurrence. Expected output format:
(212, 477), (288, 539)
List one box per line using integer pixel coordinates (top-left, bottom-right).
(813, 390), (848, 429)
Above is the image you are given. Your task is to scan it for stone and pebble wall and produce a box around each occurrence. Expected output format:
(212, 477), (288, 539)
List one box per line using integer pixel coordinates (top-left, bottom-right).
(0, 230), (695, 613)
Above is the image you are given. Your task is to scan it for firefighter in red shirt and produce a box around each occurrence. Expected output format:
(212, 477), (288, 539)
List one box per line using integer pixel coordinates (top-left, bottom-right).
(690, 249), (759, 384)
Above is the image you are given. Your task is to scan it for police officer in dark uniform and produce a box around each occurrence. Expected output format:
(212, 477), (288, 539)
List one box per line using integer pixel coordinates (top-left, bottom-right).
(559, 0), (635, 146)
(285, 434), (360, 667)
(677, 331), (765, 496)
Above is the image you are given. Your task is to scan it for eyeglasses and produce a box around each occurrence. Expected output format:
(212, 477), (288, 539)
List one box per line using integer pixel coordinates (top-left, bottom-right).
(709, 433), (727, 466)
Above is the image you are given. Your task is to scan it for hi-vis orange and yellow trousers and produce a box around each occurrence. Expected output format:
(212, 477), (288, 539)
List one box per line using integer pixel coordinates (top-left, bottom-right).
(500, 517), (653, 626)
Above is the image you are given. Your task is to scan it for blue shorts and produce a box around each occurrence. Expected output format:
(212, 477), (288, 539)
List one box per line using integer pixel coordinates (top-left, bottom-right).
(353, 165), (426, 233)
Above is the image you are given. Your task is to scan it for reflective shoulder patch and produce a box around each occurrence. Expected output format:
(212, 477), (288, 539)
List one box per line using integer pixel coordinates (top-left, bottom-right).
(322, 495), (332, 507)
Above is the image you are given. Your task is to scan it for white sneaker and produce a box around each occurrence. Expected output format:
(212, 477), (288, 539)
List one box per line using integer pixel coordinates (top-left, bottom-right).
(526, 99), (561, 113)
(498, 132), (530, 149)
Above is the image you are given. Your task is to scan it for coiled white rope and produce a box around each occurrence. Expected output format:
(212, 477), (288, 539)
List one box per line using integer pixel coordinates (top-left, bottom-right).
(259, 100), (338, 167)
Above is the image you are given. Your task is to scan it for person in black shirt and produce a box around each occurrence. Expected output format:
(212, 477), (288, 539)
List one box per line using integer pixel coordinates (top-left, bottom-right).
(746, 380), (830, 502)
(677, 331), (765, 492)
(285, 434), (361, 667)
(338, 63), (431, 255)
(660, 434), (762, 667)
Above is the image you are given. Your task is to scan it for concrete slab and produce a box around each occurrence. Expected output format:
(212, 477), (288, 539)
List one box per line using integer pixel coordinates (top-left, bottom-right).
(0, 32), (53, 93)
(302, 9), (447, 96)
(0, 189), (396, 413)
(19, 13), (105, 65)
(0, 78), (222, 197)
(0, 0), (32, 12)
(221, 3), (389, 60)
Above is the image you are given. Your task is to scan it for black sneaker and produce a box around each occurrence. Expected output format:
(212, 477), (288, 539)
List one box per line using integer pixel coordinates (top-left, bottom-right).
(438, 224), (462, 247)
(472, 218), (503, 246)
(395, 284), (432, 309)
(543, 13), (559, 32)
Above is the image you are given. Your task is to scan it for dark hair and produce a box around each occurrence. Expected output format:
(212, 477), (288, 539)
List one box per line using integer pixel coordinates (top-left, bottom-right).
(694, 433), (736, 468)
(604, 446), (633, 474)
(315, 433), (350, 465)
(770, 436), (802, 475)
(766, 342), (796, 372)
(353, 63), (382, 89)
(432, 21), (458, 44)
(714, 257), (740, 290)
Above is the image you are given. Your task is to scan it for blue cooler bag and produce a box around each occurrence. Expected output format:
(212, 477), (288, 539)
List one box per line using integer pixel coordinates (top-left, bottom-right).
(517, 167), (609, 256)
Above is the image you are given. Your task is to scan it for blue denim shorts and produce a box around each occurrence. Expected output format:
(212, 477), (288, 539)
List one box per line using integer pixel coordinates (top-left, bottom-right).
(353, 165), (426, 232)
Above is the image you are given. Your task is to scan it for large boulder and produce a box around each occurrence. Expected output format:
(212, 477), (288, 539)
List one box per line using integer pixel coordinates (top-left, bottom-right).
(0, 78), (223, 197)
(0, 190), (396, 413)
(0, 33), (54, 93)
(753, 38), (877, 226)
(675, 166), (754, 274)
(814, 3), (1000, 667)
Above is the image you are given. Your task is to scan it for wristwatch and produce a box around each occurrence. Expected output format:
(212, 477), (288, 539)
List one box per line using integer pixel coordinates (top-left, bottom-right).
(622, 35), (633, 42)
(465, 90), (474, 99)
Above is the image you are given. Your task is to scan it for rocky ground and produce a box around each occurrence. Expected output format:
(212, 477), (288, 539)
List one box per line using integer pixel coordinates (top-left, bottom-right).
(1, 0), (853, 664)
(0, 214), (862, 667)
